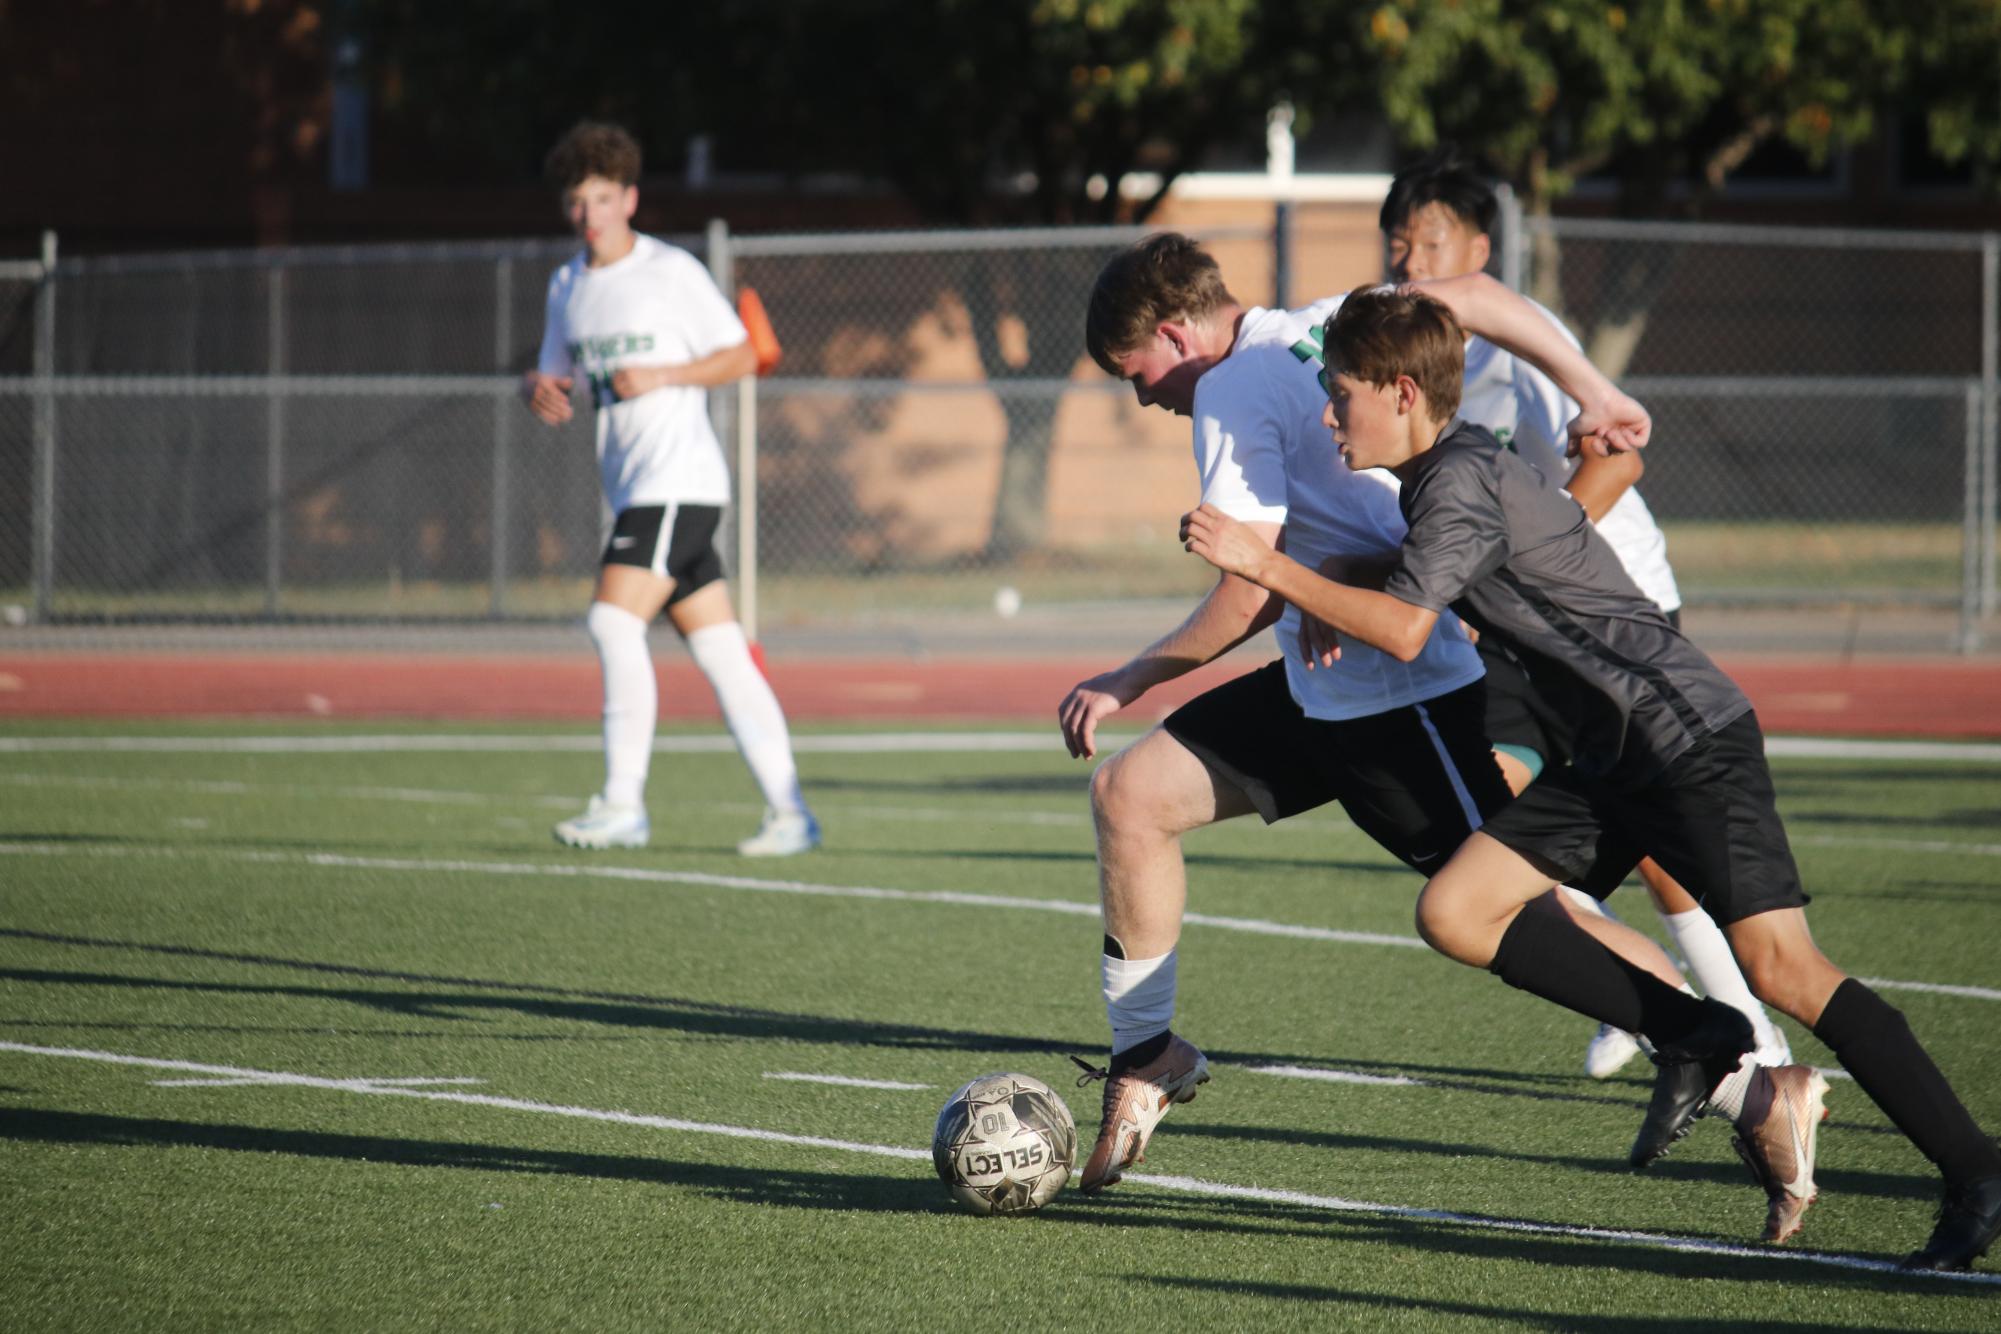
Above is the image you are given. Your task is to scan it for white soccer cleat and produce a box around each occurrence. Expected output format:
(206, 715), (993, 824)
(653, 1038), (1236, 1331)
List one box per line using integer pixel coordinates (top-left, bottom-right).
(553, 796), (650, 850)
(1585, 1022), (1645, 1079)
(737, 807), (820, 857)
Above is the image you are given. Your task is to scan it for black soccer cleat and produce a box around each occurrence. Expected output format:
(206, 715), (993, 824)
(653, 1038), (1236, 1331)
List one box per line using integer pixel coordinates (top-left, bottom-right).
(1902, 1174), (2001, 1272)
(1629, 998), (1756, 1170)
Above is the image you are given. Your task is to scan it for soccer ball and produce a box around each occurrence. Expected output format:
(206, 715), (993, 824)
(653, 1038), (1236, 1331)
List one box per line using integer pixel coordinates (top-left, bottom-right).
(931, 1071), (1076, 1216)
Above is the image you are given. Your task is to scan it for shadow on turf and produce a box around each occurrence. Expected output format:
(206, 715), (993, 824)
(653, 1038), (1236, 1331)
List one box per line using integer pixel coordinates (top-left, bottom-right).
(0, 1108), (1950, 1293)
(1793, 807), (2001, 833)
(1071, 1195), (1961, 1294)
(1158, 1118), (1933, 1204)
(0, 1107), (943, 1214)
(0, 929), (1913, 1149)
(1132, 1273), (1942, 1321)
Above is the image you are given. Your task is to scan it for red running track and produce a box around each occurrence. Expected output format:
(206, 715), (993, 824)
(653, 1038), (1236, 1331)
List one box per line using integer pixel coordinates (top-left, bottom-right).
(1, 652), (1998, 738)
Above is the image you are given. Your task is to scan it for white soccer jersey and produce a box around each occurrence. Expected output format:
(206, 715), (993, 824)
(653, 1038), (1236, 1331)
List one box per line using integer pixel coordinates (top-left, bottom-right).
(1192, 300), (1485, 721)
(1459, 300), (1682, 614)
(537, 234), (746, 512)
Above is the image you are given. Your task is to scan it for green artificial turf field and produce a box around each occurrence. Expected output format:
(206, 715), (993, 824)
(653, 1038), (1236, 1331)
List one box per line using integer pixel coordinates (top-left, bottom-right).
(3, 720), (1999, 1330)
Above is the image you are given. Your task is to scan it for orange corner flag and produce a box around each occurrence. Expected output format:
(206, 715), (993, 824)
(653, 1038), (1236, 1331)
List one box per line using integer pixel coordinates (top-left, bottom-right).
(737, 286), (782, 376)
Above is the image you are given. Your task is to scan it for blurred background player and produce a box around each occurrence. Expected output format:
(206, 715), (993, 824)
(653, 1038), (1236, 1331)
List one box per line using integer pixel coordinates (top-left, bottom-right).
(1380, 147), (1790, 1079)
(1064, 235), (1720, 1194)
(522, 122), (819, 857)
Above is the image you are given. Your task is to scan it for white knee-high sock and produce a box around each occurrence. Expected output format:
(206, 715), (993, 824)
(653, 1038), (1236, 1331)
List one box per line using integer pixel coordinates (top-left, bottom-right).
(588, 601), (655, 809)
(1659, 907), (1784, 1051)
(1103, 949), (1177, 1056)
(1558, 884), (1623, 923)
(686, 621), (806, 814)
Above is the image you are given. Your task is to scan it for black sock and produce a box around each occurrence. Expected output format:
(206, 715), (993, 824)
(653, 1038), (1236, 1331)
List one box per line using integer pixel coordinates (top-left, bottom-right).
(1488, 896), (1708, 1044)
(1813, 978), (2001, 1184)
(1110, 1030), (1172, 1073)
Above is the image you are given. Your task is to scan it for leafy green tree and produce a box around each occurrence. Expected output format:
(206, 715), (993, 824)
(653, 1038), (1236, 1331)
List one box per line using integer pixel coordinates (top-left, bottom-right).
(1322, 0), (1906, 371)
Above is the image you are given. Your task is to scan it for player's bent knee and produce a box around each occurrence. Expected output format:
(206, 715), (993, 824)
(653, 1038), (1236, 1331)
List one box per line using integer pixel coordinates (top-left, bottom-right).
(1413, 884), (1479, 965)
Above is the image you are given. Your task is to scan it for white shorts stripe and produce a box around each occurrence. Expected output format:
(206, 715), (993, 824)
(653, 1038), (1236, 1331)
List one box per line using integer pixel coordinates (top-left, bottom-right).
(650, 501), (678, 579)
(1411, 701), (1483, 833)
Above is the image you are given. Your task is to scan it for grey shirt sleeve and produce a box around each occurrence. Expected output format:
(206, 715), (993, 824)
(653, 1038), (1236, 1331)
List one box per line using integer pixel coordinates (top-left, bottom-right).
(1384, 454), (1512, 612)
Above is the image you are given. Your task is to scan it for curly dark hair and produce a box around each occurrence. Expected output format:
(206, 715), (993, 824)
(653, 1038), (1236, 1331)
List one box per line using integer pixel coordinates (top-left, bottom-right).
(544, 121), (642, 192)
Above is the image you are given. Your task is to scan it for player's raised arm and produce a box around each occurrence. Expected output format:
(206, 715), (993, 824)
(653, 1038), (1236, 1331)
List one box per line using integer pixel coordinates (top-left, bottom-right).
(1181, 505), (1438, 663)
(1410, 272), (1649, 454)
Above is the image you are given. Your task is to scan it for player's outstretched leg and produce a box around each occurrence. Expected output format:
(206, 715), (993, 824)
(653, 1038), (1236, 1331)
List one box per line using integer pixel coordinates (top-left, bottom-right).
(1071, 1033), (1210, 1194)
(1074, 730), (1250, 1194)
(1560, 888), (1650, 1078)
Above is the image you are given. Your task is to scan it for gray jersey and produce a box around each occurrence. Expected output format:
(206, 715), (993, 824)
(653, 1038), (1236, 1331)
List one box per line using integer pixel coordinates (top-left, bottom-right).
(1382, 424), (1748, 785)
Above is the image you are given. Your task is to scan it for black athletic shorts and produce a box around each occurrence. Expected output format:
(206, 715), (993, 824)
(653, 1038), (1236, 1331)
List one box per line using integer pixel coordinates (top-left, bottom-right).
(603, 504), (725, 607)
(1477, 640), (1570, 773)
(1476, 710), (1809, 924)
(1162, 660), (1513, 873)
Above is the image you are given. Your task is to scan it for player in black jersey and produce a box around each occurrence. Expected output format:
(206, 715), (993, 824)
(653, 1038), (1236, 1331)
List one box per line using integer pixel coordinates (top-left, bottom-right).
(1182, 285), (2001, 1269)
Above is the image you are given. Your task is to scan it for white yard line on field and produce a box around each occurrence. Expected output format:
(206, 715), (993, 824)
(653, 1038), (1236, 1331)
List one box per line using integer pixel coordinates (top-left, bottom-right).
(0, 1042), (931, 1162)
(3, 731), (2000, 762)
(763, 1072), (935, 1091)
(153, 1075), (486, 1089)
(1247, 1064), (1429, 1088)
(2, 1040), (1995, 1286)
(0, 772), (1094, 829)
(3, 841), (1995, 1003)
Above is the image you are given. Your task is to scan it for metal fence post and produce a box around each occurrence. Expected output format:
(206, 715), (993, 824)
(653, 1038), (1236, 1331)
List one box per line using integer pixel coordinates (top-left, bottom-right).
(1982, 232), (1998, 620)
(706, 218), (756, 641)
(1268, 102), (1294, 310)
(264, 266), (286, 616)
(491, 257), (512, 617)
(1962, 382), (1983, 653)
(30, 229), (56, 621)
(1496, 184), (1525, 292)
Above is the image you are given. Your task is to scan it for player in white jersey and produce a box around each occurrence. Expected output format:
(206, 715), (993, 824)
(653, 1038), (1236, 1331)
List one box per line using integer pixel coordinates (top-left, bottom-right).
(1061, 234), (1714, 1194)
(521, 122), (818, 858)
(1381, 147), (1790, 1086)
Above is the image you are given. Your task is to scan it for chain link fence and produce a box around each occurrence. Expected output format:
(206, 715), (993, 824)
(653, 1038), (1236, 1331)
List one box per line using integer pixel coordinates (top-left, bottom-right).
(1502, 212), (1997, 636)
(1, 214), (1995, 649)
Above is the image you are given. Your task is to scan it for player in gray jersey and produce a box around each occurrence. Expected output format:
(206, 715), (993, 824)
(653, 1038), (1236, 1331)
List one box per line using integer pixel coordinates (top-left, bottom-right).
(1182, 286), (2001, 1268)
(1381, 146), (1789, 1083)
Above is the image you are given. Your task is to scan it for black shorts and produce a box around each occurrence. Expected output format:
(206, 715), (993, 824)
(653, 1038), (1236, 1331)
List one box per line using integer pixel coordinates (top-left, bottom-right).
(1162, 660), (1513, 873)
(603, 504), (724, 607)
(1477, 711), (1809, 924)
(1477, 640), (1570, 774)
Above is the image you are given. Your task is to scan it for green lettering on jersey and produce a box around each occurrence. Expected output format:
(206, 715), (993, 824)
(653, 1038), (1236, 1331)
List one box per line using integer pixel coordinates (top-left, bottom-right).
(1288, 329), (1326, 366)
(567, 332), (657, 363)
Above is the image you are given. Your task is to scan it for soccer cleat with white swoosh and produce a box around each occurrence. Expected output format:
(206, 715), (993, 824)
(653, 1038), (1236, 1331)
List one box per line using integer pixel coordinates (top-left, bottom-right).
(1731, 1063), (1831, 1243)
